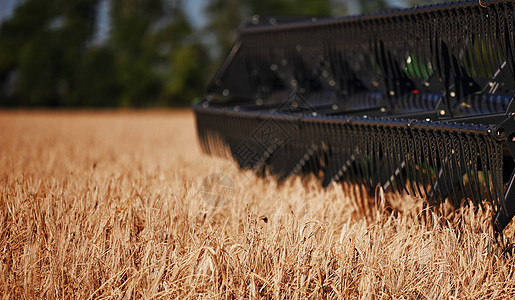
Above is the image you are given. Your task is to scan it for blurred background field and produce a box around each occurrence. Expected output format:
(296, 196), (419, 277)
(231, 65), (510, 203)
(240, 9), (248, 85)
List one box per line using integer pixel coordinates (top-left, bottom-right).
(0, 0), (445, 108)
(1, 110), (515, 298)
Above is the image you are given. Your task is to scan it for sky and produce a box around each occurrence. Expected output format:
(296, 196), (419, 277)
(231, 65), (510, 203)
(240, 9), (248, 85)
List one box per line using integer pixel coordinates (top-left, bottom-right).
(0, 0), (18, 24)
(184, 0), (208, 28)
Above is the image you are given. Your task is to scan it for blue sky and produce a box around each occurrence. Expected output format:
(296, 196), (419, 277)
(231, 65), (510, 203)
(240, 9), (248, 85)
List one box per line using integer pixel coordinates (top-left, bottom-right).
(184, 0), (208, 28)
(0, 0), (18, 24)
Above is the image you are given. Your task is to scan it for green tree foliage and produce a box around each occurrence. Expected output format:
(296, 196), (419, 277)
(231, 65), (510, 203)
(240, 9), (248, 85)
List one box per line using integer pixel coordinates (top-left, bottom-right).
(248, 0), (331, 16)
(0, 0), (98, 106)
(206, 0), (332, 66)
(167, 44), (209, 106)
(109, 0), (164, 107)
(358, 0), (391, 13)
(205, 0), (244, 66)
(0, 0), (210, 107)
(408, 0), (451, 5)
(0, 0), (421, 107)
(70, 47), (120, 107)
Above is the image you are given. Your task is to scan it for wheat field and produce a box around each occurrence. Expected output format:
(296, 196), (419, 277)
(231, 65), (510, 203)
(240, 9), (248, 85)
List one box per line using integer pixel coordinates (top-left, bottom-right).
(1, 110), (515, 299)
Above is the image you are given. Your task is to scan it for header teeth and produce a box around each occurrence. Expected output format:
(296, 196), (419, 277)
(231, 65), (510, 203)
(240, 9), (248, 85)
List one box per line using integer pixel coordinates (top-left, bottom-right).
(196, 0), (515, 234)
(195, 108), (504, 212)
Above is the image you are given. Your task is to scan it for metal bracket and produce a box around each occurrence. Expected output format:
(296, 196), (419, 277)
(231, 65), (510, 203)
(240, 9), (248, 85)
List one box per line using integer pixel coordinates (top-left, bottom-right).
(492, 111), (515, 237)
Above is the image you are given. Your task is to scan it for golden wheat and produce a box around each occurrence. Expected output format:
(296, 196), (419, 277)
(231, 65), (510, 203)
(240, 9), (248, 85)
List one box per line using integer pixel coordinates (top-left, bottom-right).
(0, 110), (514, 299)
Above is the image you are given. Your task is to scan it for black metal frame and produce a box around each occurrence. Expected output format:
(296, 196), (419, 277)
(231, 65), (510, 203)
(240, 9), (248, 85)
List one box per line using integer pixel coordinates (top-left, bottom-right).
(195, 0), (515, 236)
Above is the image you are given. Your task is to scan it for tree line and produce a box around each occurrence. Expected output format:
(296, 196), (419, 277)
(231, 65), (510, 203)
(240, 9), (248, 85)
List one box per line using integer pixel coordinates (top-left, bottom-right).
(0, 0), (441, 107)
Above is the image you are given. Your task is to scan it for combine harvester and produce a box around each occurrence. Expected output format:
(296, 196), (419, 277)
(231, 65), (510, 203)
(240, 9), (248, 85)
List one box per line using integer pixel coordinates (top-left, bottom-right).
(194, 0), (515, 236)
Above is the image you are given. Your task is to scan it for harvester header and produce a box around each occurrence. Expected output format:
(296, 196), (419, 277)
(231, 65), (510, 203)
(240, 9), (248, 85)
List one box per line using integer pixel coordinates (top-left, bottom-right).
(194, 0), (515, 236)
